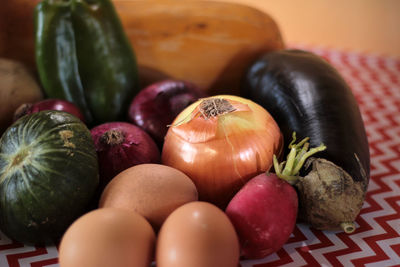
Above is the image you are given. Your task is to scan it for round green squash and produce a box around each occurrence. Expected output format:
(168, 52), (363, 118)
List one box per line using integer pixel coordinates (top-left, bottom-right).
(0, 110), (99, 244)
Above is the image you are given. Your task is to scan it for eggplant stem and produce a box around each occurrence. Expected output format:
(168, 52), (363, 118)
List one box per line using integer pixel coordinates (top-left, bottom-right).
(274, 132), (326, 183)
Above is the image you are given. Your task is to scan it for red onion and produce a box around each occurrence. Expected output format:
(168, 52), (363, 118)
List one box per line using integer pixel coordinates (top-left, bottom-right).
(91, 122), (160, 189)
(128, 80), (206, 146)
(14, 98), (86, 122)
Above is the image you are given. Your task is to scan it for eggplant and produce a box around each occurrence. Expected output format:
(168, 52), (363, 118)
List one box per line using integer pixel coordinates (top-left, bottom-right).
(241, 49), (370, 233)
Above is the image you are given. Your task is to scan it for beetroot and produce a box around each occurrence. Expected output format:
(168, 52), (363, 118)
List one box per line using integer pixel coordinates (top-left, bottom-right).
(225, 133), (326, 259)
(128, 79), (206, 147)
(14, 99), (85, 122)
(91, 122), (160, 190)
(225, 173), (298, 259)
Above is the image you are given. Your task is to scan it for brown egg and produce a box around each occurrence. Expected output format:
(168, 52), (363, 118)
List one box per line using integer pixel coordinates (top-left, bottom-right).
(156, 201), (240, 267)
(59, 208), (155, 267)
(99, 163), (198, 231)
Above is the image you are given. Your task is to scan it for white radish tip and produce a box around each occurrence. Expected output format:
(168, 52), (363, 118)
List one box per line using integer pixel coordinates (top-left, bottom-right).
(341, 222), (356, 234)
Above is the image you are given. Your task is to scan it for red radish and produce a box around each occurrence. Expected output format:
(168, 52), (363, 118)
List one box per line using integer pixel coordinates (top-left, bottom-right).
(91, 122), (160, 190)
(14, 98), (86, 122)
(128, 79), (206, 146)
(225, 173), (298, 259)
(225, 133), (326, 259)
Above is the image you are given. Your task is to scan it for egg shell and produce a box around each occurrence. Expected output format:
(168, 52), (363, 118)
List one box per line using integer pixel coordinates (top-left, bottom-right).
(99, 163), (198, 231)
(156, 201), (240, 267)
(58, 208), (155, 267)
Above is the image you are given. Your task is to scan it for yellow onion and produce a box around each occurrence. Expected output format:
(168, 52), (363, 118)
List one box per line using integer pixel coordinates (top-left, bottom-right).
(162, 95), (283, 208)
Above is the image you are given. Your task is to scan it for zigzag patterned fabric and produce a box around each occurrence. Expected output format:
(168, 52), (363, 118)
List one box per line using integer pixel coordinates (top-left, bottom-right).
(0, 46), (399, 267)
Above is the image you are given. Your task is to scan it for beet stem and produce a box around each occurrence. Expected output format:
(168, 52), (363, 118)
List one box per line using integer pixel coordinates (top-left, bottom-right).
(292, 145), (327, 174)
(273, 132), (326, 184)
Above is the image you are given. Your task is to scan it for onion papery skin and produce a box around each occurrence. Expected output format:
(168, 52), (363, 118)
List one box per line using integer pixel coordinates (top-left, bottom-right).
(128, 79), (206, 147)
(162, 95), (283, 208)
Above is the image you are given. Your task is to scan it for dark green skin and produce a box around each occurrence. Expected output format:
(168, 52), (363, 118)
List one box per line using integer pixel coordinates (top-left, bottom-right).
(35, 0), (139, 125)
(35, 1), (93, 124)
(71, 0), (139, 123)
(0, 111), (99, 245)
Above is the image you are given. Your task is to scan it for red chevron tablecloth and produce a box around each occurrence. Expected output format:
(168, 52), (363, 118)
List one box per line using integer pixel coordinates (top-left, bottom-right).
(1, 46), (399, 267)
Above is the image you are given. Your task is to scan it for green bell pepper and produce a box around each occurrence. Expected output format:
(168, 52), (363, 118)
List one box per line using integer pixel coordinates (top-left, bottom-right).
(35, 0), (93, 123)
(35, 0), (139, 125)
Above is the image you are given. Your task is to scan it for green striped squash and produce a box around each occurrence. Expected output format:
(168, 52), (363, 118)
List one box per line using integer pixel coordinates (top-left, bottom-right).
(0, 110), (99, 244)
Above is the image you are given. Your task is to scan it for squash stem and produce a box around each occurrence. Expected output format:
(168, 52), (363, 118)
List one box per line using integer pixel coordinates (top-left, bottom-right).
(274, 132), (326, 184)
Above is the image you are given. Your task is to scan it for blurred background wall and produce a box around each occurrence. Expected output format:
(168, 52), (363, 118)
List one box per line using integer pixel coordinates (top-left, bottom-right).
(216, 0), (400, 58)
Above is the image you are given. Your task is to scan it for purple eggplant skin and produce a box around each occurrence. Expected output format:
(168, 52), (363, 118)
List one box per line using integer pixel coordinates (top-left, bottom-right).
(241, 49), (370, 189)
(241, 49), (370, 232)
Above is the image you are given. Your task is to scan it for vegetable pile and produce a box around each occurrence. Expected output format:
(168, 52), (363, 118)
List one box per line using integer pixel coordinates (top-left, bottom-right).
(242, 49), (370, 233)
(35, 0), (139, 125)
(0, 0), (370, 265)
